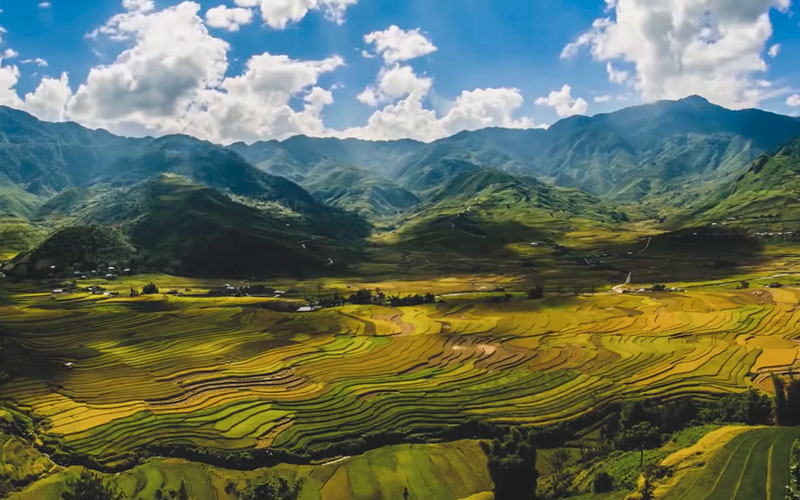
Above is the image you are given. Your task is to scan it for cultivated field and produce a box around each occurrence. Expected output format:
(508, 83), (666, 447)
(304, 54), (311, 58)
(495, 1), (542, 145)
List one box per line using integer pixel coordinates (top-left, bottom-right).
(2, 276), (799, 469)
(661, 427), (800, 500)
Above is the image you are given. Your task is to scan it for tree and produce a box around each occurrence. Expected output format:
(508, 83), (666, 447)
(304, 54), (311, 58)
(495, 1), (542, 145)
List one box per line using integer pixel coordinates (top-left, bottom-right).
(237, 477), (302, 500)
(349, 289), (373, 305)
(480, 428), (539, 500)
(592, 471), (614, 493)
(786, 378), (800, 426)
(61, 471), (122, 500)
(546, 449), (571, 497)
(618, 422), (661, 467)
(527, 286), (544, 300)
(142, 282), (159, 295)
(546, 449), (570, 483)
(774, 374), (788, 425)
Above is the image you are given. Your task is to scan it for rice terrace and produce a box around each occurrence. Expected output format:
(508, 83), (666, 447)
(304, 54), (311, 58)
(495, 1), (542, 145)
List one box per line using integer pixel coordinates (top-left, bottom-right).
(4, 1), (800, 499)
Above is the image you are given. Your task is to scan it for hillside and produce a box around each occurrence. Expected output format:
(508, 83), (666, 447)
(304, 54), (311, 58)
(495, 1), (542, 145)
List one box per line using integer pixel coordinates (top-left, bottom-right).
(689, 137), (800, 229)
(301, 165), (419, 220)
(7, 176), (360, 278)
(231, 96), (800, 202)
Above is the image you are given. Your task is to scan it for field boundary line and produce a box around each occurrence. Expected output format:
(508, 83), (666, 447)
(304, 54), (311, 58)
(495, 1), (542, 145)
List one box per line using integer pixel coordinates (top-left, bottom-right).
(766, 438), (775, 500)
(676, 431), (752, 500)
(728, 432), (760, 500)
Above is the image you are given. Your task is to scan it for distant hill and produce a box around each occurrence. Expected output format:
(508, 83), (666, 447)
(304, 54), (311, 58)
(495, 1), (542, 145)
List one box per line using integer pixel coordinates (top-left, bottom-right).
(689, 137), (800, 229)
(231, 96), (800, 202)
(9, 176), (358, 278)
(301, 165), (419, 220)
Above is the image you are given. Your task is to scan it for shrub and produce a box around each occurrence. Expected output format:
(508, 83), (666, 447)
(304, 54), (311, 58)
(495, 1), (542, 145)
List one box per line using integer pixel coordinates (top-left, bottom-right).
(592, 471), (614, 493)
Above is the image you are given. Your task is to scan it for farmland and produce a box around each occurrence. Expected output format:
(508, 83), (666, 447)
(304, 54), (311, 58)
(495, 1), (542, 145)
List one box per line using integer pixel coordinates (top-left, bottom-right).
(2, 271), (800, 498)
(661, 427), (800, 500)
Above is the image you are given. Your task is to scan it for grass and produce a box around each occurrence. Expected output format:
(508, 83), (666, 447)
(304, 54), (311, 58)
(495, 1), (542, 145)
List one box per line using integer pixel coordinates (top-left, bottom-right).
(8, 440), (489, 500)
(661, 427), (800, 500)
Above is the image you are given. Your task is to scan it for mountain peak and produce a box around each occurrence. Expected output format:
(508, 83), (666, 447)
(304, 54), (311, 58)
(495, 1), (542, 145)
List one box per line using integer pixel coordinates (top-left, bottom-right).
(678, 95), (711, 104)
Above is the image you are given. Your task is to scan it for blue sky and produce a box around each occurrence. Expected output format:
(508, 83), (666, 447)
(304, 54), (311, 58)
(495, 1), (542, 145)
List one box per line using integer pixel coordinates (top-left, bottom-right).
(0, 0), (798, 143)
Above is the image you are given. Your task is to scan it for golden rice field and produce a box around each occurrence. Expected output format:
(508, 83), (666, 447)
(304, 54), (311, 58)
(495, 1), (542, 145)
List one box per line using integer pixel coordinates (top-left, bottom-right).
(2, 278), (800, 467)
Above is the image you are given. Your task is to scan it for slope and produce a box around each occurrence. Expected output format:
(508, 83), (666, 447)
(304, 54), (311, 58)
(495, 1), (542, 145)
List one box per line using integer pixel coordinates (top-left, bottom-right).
(689, 137), (800, 229)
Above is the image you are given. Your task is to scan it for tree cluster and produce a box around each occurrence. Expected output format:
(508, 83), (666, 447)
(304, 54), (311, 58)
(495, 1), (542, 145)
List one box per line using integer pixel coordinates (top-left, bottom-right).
(772, 374), (800, 426)
(480, 428), (539, 500)
(142, 282), (159, 295)
(61, 472), (121, 500)
(236, 477), (303, 500)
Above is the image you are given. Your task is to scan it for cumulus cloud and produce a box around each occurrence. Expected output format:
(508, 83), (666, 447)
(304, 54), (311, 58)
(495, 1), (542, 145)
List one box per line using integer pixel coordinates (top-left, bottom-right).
(768, 43), (781, 57)
(787, 94), (800, 107)
(69, 1), (343, 142)
(535, 84), (588, 118)
(357, 64), (432, 107)
(23, 73), (72, 122)
(561, 0), (791, 109)
(363, 25), (437, 64)
(594, 94), (612, 103)
(38, 2), (52, 9)
(251, 0), (357, 29)
(344, 87), (535, 142)
(70, 2), (230, 132)
(206, 5), (253, 31)
(3, 48), (18, 59)
(122, 0), (154, 12)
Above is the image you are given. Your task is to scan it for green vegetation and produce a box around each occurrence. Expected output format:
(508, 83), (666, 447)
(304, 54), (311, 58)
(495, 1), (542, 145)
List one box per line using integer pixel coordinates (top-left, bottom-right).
(661, 427), (800, 500)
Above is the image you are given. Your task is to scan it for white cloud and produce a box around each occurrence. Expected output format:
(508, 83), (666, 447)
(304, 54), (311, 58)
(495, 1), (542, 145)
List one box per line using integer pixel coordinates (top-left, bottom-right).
(535, 84), (588, 118)
(206, 5), (253, 31)
(38, 2), (52, 9)
(253, 0), (357, 30)
(66, 1), (345, 143)
(606, 62), (628, 84)
(594, 94), (613, 103)
(21, 57), (48, 67)
(346, 80), (536, 142)
(363, 25), (437, 64)
(768, 43), (781, 57)
(357, 64), (432, 107)
(0, 63), (22, 108)
(182, 53), (343, 143)
(3, 48), (18, 59)
(787, 94), (800, 107)
(561, 0), (791, 109)
(23, 73), (71, 122)
(122, 0), (154, 12)
(70, 2), (229, 132)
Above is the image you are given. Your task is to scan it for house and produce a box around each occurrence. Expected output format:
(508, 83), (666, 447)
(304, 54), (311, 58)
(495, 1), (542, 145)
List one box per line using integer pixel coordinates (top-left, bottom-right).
(296, 306), (320, 313)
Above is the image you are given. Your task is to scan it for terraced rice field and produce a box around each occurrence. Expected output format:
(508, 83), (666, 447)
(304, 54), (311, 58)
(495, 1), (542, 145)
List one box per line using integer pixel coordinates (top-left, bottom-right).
(662, 427), (800, 500)
(1, 284), (799, 463)
(8, 440), (490, 500)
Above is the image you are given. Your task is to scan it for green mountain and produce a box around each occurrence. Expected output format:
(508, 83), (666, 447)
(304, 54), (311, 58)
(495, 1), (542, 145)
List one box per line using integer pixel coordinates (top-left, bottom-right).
(0, 106), (329, 216)
(9, 225), (136, 277)
(688, 137), (800, 228)
(301, 165), (419, 220)
(231, 97), (800, 202)
(9, 175), (358, 278)
(384, 168), (624, 259)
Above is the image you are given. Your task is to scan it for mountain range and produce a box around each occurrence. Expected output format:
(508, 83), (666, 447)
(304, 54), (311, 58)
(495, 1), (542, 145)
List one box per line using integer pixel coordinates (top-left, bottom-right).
(2, 95), (800, 278)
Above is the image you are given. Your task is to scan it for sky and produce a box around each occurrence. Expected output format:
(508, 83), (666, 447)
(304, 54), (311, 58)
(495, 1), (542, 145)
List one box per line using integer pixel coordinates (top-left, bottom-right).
(0, 0), (798, 144)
